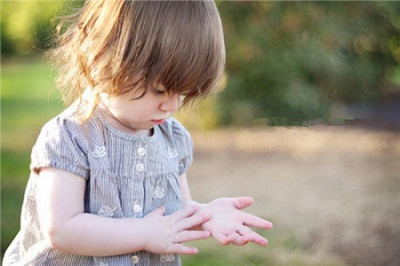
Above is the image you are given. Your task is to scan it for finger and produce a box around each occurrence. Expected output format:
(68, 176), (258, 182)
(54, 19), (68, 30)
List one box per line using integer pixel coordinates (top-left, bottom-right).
(242, 213), (273, 229)
(213, 233), (231, 245)
(169, 243), (199, 255)
(238, 228), (269, 247)
(248, 233), (268, 246)
(175, 230), (211, 243)
(148, 206), (166, 216)
(233, 197), (254, 210)
(236, 226), (253, 243)
(176, 210), (211, 231)
(231, 229), (251, 246)
(171, 205), (200, 221)
(231, 236), (249, 246)
(224, 232), (241, 245)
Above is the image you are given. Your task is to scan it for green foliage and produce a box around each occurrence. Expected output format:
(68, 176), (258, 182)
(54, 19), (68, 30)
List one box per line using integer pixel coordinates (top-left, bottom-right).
(1, 1), (84, 54)
(2, 1), (400, 126)
(217, 1), (400, 126)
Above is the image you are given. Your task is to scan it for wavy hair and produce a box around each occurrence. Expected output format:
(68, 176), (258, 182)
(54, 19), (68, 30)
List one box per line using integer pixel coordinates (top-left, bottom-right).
(48, 0), (225, 121)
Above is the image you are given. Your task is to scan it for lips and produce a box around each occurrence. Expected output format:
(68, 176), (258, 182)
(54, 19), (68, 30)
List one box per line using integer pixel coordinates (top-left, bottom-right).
(151, 119), (165, 125)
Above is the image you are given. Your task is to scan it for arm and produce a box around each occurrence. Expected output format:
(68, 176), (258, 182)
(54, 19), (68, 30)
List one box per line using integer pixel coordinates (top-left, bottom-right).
(179, 173), (273, 246)
(36, 167), (211, 257)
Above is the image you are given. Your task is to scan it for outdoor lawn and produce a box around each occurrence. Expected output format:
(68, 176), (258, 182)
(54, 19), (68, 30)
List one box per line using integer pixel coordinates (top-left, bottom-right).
(2, 58), (400, 265)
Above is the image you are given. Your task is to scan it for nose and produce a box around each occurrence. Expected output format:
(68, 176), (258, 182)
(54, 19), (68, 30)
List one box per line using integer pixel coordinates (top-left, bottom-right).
(159, 94), (182, 113)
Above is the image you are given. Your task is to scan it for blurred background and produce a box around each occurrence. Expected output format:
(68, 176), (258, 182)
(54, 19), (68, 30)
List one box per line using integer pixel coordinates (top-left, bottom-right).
(2, 1), (400, 265)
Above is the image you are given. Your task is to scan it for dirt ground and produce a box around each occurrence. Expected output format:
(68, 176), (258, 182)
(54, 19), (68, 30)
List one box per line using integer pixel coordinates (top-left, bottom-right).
(186, 125), (400, 266)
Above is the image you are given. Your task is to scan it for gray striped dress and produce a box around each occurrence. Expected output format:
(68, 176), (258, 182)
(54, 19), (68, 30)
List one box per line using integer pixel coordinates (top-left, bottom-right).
(3, 107), (193, 266)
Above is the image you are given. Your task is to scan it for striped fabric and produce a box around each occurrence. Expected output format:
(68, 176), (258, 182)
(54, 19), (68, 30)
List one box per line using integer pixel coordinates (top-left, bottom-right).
(3, 108), (193, 266)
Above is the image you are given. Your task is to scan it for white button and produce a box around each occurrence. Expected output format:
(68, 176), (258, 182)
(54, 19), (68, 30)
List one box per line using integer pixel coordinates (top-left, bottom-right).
(137, 147), (146, 157)
(131, 255), (139, 264)
(133, 201), (142, 213)
(135, 163), (145, 172)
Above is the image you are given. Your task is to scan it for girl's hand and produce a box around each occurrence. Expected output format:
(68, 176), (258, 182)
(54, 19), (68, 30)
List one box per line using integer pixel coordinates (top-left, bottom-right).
(141, 205), (211, 254)
(199, 197), (273, 246)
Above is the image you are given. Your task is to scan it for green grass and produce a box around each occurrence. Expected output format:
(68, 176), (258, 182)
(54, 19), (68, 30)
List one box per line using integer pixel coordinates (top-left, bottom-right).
(181, 228), (343, 266)
(1, 56), (64, 255)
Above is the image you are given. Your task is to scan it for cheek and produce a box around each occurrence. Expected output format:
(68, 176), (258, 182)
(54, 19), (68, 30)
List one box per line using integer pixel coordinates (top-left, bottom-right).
(107, 99), (133, 119)
(127, 102), (155, 118)
(108, 99), (124, 113)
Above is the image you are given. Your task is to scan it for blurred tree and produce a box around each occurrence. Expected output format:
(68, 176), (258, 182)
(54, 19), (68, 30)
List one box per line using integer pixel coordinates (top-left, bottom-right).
(1, 1), (83, 55)
(217, 1), (400, 126)
(2, 1), (399, 126)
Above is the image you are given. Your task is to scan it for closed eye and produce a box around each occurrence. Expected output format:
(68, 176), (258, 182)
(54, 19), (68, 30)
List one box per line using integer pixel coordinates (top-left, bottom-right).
(153, 87), (167, 95)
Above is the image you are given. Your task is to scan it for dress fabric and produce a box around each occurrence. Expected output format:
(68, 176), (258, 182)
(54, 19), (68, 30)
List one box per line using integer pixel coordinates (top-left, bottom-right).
(3, 108), (193, 266)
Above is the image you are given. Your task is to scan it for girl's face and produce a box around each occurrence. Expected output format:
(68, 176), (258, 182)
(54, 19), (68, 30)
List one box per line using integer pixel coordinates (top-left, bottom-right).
(100, 86), (183, 135)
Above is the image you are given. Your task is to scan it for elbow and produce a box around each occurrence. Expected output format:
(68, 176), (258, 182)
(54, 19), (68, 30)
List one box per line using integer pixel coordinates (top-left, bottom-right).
(41, 213), (84, 253)
(44, 223), (69, 251)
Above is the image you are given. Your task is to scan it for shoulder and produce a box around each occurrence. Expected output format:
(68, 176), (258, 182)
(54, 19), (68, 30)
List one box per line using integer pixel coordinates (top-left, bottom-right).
(40, 109), (84, 140)
(35, 107), (94, 155)
(160, 117), (192, 142)
(159, 118), (194, 173)
(30, 108), (95, 178)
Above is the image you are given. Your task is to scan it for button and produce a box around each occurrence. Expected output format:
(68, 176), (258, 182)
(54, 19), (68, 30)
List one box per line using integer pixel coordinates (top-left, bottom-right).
(137, 147), (146, 157)
(133, 201), (142, 213)
(131, 255), (140, 264)
(135, 163), (145, 172)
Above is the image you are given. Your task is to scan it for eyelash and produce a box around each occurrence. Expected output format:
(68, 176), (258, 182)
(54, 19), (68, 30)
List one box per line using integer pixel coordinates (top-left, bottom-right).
(153, 88), (166, 95)
(152, 87), (188, 97)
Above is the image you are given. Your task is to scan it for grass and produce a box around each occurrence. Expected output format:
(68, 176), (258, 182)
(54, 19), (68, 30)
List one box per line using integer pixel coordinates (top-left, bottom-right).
(1, 56), (65, 255)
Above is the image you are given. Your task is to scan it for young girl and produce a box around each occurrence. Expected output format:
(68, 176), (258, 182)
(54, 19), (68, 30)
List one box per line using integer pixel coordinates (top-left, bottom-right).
(3, 1), (273, 265)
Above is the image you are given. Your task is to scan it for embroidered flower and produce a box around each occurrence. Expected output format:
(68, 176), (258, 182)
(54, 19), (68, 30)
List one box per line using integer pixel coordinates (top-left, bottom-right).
(93, 146), (107, 158)
(167, 146), (178, 158)
(98, 205), (117, 217)
(152, 186), (165, 199)
(160, 254), (175, 263)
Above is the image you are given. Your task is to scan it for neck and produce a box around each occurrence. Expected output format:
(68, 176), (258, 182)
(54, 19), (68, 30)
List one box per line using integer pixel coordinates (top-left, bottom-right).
(97, 101), (152, 137)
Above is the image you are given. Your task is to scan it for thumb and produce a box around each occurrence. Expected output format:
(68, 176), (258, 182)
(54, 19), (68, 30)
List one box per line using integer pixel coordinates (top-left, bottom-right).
(233, 197), (254, 210)
(151, 206), (166, 216)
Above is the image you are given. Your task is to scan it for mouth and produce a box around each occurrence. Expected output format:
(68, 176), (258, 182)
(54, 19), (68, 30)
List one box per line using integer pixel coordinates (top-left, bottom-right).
(151, 119), (166, 125)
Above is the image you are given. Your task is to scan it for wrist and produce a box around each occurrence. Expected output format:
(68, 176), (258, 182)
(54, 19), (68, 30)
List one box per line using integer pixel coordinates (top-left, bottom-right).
(182, 199), (202, 208)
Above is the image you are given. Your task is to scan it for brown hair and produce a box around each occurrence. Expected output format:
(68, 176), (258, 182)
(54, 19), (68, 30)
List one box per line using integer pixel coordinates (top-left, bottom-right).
(49, 0), (225, 121)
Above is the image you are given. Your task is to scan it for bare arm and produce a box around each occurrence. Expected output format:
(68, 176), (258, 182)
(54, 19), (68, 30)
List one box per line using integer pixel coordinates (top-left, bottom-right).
(179, 172), (194, 204)
(36, 167), (211, 257)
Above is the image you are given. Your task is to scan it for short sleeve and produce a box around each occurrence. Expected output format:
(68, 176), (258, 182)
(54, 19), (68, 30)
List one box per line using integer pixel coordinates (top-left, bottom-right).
(30, 115), (90, 180)
(171, 118), (194, 175)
